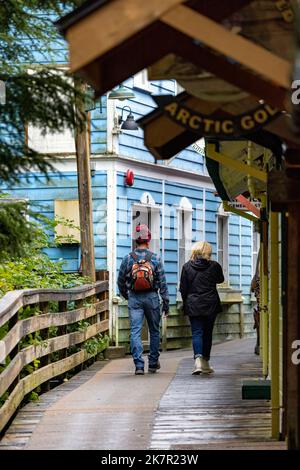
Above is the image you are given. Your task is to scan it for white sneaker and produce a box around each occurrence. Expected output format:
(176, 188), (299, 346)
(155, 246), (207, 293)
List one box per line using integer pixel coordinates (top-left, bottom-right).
(192, 356), (202, 375)
(200, 357), (214, 374)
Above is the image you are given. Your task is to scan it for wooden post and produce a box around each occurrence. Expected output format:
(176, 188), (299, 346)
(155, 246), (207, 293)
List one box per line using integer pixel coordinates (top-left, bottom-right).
(286, 204), (300, 449)
(39, 301), (50, 392)
(270, 211), (280, 439)
(74, 78), (96, 282)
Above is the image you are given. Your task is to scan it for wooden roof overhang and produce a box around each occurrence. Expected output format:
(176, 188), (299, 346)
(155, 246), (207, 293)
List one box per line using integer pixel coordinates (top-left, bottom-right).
(56, 0), (300, 212)
(56, 0), (291, 111)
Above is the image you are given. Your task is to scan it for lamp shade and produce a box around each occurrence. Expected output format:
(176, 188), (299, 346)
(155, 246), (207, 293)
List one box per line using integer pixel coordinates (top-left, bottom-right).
(108, 85), (136, 100)
(121, 113), (139, 130)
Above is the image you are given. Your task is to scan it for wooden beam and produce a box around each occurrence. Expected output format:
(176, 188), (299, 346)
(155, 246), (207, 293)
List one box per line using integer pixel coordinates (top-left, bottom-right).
(171, 28), (287, 110)
(235, 194), (261, 218)
(206, 143), (267, 182)
(161, 5), (291, 90)
(268, 170), (300, 211)
(186, 0), (251, 19)
(186, 0), (254, 20)
(67, 0), (186, 72)
(91, 23), (173, 97)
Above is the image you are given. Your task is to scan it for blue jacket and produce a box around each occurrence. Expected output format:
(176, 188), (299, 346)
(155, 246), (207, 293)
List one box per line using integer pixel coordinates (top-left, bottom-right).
(117, 248), (169, 306)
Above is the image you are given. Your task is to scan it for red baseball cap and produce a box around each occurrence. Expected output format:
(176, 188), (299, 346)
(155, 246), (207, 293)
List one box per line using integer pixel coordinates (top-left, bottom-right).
(135, 224), (151, 244)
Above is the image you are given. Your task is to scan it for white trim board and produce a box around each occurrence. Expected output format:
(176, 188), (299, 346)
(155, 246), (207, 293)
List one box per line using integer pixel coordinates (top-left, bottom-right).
(106, 168), (117, 338)
(50, 154), (215, 189)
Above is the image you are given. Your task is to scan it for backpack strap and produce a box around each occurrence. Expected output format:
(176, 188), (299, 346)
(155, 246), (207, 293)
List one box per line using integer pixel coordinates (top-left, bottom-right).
(130, 251), (138, 261)
(145, 251), (153, 262)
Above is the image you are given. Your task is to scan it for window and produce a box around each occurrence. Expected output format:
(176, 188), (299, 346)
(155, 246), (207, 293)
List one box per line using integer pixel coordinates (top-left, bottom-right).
(133, 70), (151, 92)
(26, 68), (76, 154)
(217, 205), (229, 282)
(54, 200), (80, 243)
(177, 197), (193, 280)
(27, 125), (76, 154)
(131, 193), (160, 344)
(132, 192), (160, 254)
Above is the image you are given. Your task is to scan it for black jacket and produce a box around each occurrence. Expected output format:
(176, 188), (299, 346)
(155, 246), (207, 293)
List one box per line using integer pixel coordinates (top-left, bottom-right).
(180, 258), (224, 317)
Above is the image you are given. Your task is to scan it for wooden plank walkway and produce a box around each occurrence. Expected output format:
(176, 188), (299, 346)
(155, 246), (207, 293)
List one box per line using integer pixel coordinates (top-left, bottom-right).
(0, 338), (287, 450)
(0, 361), (108, 450)
(150, 339), (287, 450)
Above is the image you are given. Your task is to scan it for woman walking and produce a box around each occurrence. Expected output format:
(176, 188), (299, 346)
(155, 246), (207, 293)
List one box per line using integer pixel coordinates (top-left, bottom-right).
(180, 241), (224, 375)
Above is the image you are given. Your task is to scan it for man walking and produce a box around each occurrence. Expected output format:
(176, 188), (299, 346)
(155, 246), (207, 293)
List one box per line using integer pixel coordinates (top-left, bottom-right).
(118, 224), (169, 375)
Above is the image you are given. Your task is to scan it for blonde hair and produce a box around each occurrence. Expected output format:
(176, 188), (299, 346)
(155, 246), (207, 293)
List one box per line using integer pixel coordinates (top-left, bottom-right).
(190, 241), (212, 261)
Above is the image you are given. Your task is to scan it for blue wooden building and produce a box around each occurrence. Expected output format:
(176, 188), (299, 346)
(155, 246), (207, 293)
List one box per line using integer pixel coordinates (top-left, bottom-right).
(1, 38), (258, 348)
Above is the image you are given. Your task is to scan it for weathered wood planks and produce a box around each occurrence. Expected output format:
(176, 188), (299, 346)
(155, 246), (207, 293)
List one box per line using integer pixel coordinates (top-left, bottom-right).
(0, 279), (109, 434)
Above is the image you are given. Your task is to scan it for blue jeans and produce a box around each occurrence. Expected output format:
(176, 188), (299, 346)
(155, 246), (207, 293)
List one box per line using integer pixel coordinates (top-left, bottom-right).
(189, 315), (217, 360)
(128, 291), (161, 369)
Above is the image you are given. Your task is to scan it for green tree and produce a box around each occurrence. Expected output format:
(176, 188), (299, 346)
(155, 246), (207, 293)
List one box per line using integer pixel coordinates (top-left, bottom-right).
(0, 1), (85, 256)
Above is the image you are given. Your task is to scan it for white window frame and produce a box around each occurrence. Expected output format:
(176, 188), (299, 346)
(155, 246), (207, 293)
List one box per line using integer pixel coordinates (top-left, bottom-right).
(131, 192), (161, 255)
(176, 197), (193, 300)
(217, 204), (229, 283)
(26, 67), (76, 155)
(177, 197), (193, 272)
(133, 69), (151, 92)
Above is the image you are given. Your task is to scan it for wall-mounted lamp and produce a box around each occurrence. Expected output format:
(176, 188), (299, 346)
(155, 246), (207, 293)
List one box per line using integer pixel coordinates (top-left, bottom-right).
(117, 106), (139, 131)
(108, 84), (136, 101)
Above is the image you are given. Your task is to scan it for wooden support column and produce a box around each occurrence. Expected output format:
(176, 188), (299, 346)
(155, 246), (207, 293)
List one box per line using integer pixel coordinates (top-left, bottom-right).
(286, 203), (300, 449)
(268, 168), (300, 448)
(270, 211), (280, 439)
(74, 78), (96, 282)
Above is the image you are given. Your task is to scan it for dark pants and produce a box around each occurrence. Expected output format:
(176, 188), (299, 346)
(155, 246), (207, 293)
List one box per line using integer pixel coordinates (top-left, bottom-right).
(128, 291), (161, 369)
(189, 314), (217, 360)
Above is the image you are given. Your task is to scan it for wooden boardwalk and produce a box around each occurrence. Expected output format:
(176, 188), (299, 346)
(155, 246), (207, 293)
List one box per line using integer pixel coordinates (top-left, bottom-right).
(0, 338), (287, 450)
(150, 339), (286, 450)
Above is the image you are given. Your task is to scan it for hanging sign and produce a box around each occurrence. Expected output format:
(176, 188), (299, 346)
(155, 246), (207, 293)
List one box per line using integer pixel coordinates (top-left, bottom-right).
(162, 101), (281, 138)
(227, 199), (262, 210)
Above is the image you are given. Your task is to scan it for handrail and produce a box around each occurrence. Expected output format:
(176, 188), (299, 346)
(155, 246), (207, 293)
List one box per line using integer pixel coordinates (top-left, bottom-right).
(0, 280), (108, 327)
(0, 277), (109, 434)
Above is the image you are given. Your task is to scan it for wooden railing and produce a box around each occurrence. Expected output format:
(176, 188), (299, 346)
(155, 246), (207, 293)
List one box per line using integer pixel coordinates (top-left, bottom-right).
(0, 280), (109, 433)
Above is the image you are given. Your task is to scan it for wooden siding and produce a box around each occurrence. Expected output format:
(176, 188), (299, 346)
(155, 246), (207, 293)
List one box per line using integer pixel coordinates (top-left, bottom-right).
(205, 190), (219, 256)
(2, 172), (107, 271)
(20, 24), (107, 154)
(90, 95), (107, 154)
(117, 77), (205, 173)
